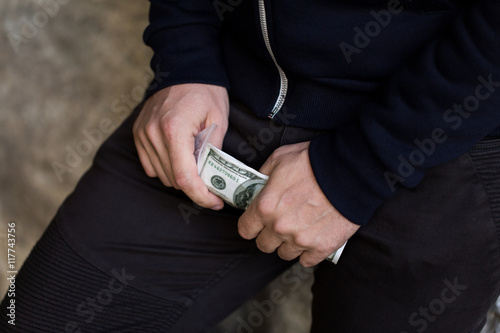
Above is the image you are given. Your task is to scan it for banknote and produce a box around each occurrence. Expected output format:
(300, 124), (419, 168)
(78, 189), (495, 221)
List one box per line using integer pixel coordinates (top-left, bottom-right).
(324, 243), (346, 264)
(198, 143), (268, 210)
(194, 126), (346, 264)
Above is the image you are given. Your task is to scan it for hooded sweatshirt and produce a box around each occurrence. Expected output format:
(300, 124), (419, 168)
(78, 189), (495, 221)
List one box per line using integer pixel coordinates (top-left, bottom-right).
(143, 0), (500, 225)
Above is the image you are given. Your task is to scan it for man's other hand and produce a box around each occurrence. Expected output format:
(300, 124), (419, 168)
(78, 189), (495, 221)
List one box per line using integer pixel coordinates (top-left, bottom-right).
(133, 83), (229, 210)
(238, 142), (360, 267)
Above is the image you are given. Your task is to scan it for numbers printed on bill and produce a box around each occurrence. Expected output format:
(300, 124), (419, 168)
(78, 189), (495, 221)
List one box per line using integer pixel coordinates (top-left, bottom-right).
(199, 143), (267, 210)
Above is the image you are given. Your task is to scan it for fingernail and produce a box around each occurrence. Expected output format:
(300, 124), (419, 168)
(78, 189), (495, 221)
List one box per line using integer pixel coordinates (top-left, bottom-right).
(212, 204), (223, 210)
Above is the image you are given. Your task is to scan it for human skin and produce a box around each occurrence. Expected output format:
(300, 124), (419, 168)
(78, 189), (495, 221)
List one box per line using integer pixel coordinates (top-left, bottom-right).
(133, 83), (359, 266)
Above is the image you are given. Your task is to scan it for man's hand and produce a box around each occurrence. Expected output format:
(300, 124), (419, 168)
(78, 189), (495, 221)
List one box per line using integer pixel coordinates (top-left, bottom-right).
(238, 142), (360, 267)
(133, 83), (229, 210)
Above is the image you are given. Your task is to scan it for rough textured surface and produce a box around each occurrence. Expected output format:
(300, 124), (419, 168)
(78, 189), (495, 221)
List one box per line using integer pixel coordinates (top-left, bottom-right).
(0, 1), (312, 332)
(0, 1), (497, 332)
(0, 0), (155, 294)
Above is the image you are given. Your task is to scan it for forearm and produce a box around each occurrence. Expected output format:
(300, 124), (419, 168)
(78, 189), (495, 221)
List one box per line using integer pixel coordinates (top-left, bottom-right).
(144, 0), (231, 98)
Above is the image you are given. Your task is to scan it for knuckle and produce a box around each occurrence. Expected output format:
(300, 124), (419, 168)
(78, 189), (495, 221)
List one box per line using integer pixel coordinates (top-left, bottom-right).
(317, 237), (336, 254)
(300, 259), (315, 268)
(299, 253), (318, 268)
(294, 234), (310, 248)
(318, 242), (333, 252)
(160, 116), (179, 139)
(144, 122), (157, 140)
(255, 239), (272, 254)
(255, 197), (275, 216)
(316, 245), (331, 258)
(277, 247), (295, 261)
(173, 171), (191, 190)
(272, 220), (291, 237)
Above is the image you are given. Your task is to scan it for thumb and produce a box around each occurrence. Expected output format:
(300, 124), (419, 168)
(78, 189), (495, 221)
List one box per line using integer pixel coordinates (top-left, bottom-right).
(204, 119), (228, 151)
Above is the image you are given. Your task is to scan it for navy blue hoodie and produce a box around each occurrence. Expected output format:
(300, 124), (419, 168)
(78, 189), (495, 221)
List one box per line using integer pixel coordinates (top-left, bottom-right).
(143, 0), (500, 225)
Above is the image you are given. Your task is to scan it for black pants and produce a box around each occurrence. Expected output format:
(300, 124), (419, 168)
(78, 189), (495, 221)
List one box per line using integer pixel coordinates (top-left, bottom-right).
(2, 102), (500, 332)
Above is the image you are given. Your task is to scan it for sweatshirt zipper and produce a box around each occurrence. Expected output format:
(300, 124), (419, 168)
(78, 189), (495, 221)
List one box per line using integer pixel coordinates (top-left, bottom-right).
(258, 0), (288, 119)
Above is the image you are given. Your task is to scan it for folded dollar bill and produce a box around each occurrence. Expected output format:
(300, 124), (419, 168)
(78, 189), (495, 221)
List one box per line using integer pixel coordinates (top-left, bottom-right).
(194, 124), (346, 264)
(198, 143), (268, 210)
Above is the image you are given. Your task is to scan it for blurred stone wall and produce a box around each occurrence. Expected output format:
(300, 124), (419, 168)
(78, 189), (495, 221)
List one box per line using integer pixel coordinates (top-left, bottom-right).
(0, 1), (497, 333)
(0, 1), (312, 332)
(0, 0), (155, 293)
(0, 0), (150, 288)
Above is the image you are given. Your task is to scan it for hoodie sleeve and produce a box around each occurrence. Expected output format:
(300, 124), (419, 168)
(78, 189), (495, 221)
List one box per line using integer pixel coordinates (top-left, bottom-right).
(309, 0), (500, 225)
(143, 0), (230, 99)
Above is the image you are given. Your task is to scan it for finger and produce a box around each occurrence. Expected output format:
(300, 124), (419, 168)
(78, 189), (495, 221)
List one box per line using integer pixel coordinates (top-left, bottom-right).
(254, 228), (283, 253)
(207, 122), (226, 149)
(144, 128), (177, 187)
(134, 118), (176, 186)
(136, 136), (175, 187)
(134, 137), (157, 178)
(277, 243), (303, 261)
(238, 208), (265, 240)
(138, 128), (176, 187)
(134, 118), (158, 178)
(298, 251), (323, 268)
(146, 146), (174, 187)
(163, 122), (224, 209)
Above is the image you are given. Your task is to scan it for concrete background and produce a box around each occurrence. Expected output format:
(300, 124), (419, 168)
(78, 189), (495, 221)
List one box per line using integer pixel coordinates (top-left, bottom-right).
(0, 1), (497, 332)
(0, 1), (312, 332)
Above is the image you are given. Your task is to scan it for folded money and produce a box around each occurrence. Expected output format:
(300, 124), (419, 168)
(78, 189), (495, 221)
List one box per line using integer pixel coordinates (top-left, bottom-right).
(198, 143), (268, 210)
(194, 125), (346, 264)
